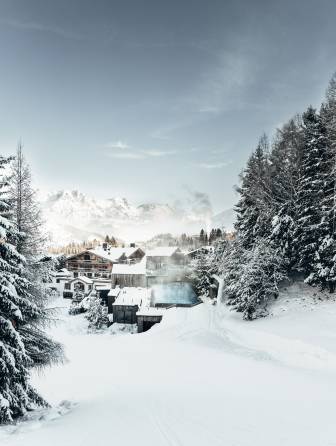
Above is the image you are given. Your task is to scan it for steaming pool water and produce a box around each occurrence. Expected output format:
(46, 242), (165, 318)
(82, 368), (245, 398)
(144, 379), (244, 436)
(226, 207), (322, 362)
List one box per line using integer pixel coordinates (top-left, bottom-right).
(152, 282), (200, 307)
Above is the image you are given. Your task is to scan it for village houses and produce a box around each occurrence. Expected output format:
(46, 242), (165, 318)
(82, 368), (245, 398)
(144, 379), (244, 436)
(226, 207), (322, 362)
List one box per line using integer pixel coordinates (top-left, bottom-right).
(50, 244), (203, 332)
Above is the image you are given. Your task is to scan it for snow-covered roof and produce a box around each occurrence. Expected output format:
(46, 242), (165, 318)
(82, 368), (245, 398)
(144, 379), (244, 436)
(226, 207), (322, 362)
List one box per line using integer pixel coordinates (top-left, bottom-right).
(146, 247), (181, 257)
(187, 246), (214, 255)
(136, 306), (165, 317)
(112, 258), (146, 275)
(89, 247), (143, 262)
(70, 276), (93, 285)
(108, 286), (121, 297)
(95, 284), (111, 291)
(113, 287), (151, 307)
(53, 268), (71, 277)
(66, 247), (143, 263)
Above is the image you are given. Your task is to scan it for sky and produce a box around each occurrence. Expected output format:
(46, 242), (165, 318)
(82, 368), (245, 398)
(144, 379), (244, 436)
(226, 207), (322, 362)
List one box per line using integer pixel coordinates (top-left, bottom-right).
(0, 0), (336, 212)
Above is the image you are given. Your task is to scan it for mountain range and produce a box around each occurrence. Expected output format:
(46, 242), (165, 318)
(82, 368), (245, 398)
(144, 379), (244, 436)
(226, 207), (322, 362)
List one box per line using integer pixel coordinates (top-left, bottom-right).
(41, 190), (235, 246)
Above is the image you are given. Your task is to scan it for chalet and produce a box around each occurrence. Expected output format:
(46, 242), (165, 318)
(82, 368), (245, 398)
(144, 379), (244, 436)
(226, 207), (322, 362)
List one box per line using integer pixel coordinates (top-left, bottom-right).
(65, 246), (145, 279)
(63, 276), (94, 299)
(112, 287), (151, 324)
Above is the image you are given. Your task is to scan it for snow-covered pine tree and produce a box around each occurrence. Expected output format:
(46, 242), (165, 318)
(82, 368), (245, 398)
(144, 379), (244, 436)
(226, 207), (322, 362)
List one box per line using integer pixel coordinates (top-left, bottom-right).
(220, 238), (247, 305)
(235, 134), (272, 249)
(223, 239), (286, 320)
(8, 145), (63, 369)
(0, 154), (48, 423)
(308, 78), (336, 291)
(269, 116), (305, 268)
(86, 290), (109, 330)
(293, 107), (332, 284)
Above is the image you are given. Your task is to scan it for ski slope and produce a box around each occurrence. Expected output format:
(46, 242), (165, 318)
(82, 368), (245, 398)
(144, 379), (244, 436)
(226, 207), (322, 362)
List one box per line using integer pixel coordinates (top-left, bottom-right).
(1, 284), (336, 446)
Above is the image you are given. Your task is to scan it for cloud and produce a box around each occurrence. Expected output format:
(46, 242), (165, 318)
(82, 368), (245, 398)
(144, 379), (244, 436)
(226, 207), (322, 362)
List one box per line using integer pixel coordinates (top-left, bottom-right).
(104, 141), (176, 160)
(142, 149), (176, 157)
(1, 19), (83, 40)
(195, 161), (230, 169)
(107, 151), (144, 160)
(104, 140), (130, 150)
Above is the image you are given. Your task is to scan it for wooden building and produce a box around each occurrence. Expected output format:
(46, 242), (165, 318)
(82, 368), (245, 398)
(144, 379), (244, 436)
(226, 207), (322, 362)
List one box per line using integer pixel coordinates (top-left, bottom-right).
(112, 287), (151, 324)
(136, 307), (164, 333)
(48, 268), (72, 294)
(111, 258), (146, 288)
(63, 276), (93, 299)
(65, 246), (145, 279)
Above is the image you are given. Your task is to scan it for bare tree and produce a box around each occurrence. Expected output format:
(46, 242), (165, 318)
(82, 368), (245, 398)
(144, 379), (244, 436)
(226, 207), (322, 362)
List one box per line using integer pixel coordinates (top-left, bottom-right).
(9, 142), (46, 258)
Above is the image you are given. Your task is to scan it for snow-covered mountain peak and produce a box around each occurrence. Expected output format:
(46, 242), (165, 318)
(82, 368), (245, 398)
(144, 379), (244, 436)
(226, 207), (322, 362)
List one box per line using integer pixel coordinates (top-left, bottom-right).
(41, 189), (235, 246)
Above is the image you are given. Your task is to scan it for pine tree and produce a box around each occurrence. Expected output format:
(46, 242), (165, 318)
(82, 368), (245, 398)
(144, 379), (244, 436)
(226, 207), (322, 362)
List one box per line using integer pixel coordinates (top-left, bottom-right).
(269, 116), (305, 267)
(9, 145), (63, 369)
(222, 239), (286, 320)
(0, 155), (50, 423)
(293, 107), (331, 282)
(235, 134), (272, 249)
(86, 290), (109, 330)
(188, 250), (214, 297)
(215, 228), (223, 240)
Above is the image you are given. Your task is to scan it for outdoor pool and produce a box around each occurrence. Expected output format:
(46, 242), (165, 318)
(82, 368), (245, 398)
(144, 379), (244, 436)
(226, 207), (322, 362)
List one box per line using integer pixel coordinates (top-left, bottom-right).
(152, 282), (200, 307)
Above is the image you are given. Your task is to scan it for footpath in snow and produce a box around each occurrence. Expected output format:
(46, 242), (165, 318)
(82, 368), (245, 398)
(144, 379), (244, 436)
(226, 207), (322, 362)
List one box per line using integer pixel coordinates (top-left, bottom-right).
(1, 283), (336, 446)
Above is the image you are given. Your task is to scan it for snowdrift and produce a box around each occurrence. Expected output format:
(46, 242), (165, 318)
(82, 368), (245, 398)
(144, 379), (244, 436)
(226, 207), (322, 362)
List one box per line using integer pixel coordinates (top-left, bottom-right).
(1, 283), (336, 446)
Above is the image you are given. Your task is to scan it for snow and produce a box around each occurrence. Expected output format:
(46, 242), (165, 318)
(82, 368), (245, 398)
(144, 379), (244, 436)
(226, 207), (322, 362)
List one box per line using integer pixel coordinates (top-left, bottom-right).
(112, 257), (146, 275)
(108, 286), (121, 297)
(42, 190), (233, 246)
(2, 283), (336, 445)
(113, 287), (151, 306)
(136, 306), (165, 317)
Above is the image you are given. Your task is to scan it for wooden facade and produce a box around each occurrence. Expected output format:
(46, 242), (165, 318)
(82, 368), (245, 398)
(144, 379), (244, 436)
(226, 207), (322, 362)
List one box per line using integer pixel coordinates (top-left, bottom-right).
(137, 314), (163, 333)
(113, 304), (139, 324)
(65, 251), (113, 279)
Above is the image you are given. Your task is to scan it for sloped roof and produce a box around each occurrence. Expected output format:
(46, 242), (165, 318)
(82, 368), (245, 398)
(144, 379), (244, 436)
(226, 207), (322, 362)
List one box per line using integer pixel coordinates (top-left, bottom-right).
(112, 258), (146, 275)
(66, 247), (144, 263)
(113, 287), (151, 306)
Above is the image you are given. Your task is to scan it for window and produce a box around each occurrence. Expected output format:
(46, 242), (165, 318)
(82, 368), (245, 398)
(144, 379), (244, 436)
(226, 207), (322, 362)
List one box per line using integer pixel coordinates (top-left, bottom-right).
(56, 279), (60, 283)
(64, 283), (70, 290)
(87, 273), (92, 278)
(74, 272), (78, 278)
(84, 254), (90, 261)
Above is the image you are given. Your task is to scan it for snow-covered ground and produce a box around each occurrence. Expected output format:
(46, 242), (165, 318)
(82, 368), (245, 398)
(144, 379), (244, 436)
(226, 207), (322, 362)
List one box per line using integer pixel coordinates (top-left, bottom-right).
(2, 283), (336, 445)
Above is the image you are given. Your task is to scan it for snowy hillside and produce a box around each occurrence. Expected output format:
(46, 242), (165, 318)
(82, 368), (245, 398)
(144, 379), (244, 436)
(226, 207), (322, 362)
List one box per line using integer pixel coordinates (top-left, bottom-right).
(1, 284), (336, 446)
(41, 190), (235, 246)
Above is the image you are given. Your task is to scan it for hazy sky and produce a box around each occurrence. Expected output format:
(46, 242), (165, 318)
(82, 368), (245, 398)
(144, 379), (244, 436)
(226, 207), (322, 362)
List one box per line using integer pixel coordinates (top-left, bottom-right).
(0, 0), (336, 212)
